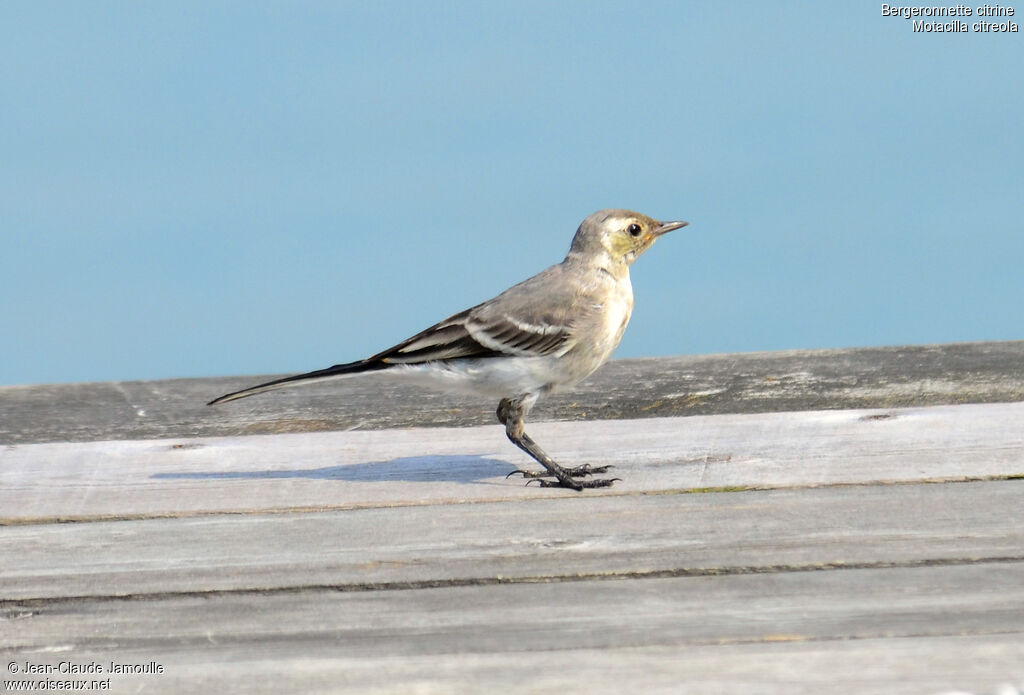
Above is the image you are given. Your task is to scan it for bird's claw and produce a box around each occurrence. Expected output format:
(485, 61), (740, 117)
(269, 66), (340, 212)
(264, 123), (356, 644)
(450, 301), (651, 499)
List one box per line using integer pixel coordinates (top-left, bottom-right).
(506, 468), (544, 479)
(565, 464), (613, 477)
(506, 464), (613, 480)
(524, 477), (621, 490)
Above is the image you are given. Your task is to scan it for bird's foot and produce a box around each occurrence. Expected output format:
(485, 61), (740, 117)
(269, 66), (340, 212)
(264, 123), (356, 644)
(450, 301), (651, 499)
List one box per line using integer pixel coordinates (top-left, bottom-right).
(506, 466), (620, 490)
(505, 464), (613, 480)
(565, 464), (614, 477)
(526, 476), (621, 490)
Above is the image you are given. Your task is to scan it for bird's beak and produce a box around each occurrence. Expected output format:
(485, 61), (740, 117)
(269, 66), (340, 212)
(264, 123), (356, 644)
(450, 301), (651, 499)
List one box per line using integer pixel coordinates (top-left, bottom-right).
(653, 220), (689, 237)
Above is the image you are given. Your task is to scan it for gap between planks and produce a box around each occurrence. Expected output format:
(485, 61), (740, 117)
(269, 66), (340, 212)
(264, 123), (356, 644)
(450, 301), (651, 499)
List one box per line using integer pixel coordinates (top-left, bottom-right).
(4, 555), (1023, 609)
(2, 473), (1023, 527)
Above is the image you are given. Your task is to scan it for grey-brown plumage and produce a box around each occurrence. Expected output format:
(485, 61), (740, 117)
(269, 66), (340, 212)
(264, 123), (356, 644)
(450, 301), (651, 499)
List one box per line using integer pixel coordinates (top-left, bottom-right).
(209, 209), (689, 490)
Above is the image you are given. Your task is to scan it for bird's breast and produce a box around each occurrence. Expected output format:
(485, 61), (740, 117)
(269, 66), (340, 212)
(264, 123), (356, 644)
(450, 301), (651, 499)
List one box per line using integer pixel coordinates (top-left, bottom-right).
(601, 281), (634, 351)
(566, 274), (633, 383)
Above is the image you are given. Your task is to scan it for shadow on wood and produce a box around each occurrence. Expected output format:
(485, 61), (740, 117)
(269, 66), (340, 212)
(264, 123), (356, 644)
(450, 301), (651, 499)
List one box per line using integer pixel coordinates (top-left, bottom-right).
(150, 454), (511, 484)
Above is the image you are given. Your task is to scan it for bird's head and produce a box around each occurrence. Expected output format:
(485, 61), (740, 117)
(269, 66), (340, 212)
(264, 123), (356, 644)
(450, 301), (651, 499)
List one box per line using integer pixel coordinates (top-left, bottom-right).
(568, 209), (689, 267)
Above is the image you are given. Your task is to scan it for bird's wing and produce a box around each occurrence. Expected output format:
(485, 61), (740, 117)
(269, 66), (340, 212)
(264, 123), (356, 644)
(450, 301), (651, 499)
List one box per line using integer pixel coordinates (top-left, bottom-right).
(376, 307), (573, 364)
(208, 264), (580, 405)
(374, 263), (581, 365)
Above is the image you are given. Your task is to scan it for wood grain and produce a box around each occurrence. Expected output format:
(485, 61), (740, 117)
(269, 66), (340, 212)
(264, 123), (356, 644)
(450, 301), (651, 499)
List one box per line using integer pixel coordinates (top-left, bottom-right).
(5, 564), (1023, 694)
(2, 401), (1022, 522)
(0, 480), (1020, 601)
(3, 340), (1023, 445)
(3, 343), (1023, 694)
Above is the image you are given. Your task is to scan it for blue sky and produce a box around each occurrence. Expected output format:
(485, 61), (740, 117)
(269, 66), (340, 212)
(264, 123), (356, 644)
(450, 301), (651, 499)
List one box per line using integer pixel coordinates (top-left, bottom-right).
(2, 2), (1021, 386)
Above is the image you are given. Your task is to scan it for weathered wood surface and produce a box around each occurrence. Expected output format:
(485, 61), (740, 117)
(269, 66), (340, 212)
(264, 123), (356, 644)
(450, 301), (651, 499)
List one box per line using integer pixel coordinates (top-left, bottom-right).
(3, 633), (1021, 695)
(2, 402), (1022, 521)
(2, 343), (1023, 694)
(2, 340), (1023, 445)
(5, 564), (1023, 695)
(2, 480), (1022, 601)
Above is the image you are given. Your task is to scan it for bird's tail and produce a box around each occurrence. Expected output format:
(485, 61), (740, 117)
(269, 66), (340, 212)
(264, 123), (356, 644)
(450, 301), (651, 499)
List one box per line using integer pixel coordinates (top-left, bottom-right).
(207, 359), (388, 406)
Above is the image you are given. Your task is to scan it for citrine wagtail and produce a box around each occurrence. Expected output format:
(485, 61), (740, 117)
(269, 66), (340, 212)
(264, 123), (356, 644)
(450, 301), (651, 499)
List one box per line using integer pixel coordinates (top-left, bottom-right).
(209, 209), (689, 490)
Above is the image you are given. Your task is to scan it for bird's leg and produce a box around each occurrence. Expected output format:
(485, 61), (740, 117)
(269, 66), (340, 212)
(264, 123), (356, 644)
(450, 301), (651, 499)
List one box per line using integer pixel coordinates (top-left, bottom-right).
(497, 397), (618, 490)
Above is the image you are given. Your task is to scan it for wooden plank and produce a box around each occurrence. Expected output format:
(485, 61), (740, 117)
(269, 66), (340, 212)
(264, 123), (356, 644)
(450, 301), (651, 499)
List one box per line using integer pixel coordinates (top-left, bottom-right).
(2, 340), (1023, 445)
(2, 402), (1022, 522)
(2, 635), (1021, 695)
(4, 342), (1022, 695)
(0, 480), (1021, 600)
(4, 564), (1023, 693)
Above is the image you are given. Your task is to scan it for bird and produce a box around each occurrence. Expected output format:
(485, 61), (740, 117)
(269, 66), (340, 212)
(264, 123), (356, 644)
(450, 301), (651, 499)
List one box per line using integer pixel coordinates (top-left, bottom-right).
(208, 209), (689, 490)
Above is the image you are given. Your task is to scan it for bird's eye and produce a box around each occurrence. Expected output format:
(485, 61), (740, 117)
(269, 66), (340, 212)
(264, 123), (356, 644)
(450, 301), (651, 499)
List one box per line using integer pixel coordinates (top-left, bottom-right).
(627, 223), (642, 237)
